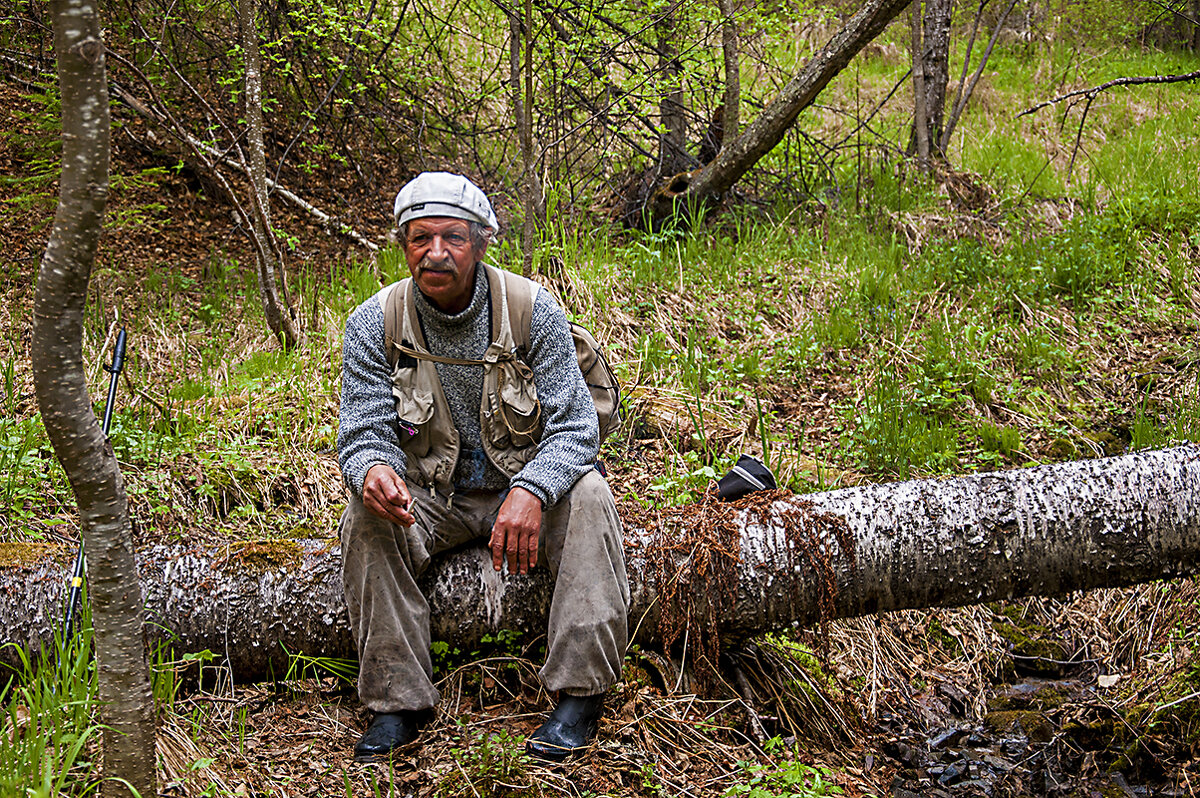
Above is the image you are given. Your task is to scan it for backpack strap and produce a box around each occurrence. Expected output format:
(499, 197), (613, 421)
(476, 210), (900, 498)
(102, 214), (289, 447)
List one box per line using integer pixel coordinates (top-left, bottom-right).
(384, 265), (535, 368)
(484, 264), (535, 357)
(382, 280), (405, 370)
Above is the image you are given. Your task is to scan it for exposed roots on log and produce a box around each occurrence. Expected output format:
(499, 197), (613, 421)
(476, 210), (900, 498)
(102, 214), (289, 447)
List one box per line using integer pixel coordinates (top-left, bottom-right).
(638, 490), (857, 687)
(643, 492), (742, 687)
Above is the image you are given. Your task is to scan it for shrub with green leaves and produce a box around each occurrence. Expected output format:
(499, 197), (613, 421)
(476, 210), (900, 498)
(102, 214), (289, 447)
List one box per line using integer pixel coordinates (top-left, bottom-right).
(725, 737), (845, 798)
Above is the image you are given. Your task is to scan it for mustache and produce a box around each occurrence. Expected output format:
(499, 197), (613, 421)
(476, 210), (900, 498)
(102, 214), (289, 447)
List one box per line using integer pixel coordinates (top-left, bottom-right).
(417, 254), (458, 273)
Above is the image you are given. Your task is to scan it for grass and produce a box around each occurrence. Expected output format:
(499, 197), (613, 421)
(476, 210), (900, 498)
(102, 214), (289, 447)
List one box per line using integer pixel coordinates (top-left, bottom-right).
(0, 597), (100, 796)
(6, 161), (1200, 534)
(725, 737), (845, 798)
(3, 11), (1200, 795)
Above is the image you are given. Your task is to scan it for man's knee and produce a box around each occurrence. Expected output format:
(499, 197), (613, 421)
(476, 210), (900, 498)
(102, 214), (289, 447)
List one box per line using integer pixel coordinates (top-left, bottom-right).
(340, 495), (431, 577)
(564, 470), (619, 527)
(341, 495), (390, 542)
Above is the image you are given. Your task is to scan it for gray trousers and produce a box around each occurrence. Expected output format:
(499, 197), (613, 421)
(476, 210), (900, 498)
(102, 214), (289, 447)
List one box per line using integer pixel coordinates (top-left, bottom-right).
(340, 469), (630, 713)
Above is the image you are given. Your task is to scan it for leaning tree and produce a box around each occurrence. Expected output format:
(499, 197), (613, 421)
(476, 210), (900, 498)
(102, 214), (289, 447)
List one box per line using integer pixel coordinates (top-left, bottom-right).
(638, 0), (912, 227)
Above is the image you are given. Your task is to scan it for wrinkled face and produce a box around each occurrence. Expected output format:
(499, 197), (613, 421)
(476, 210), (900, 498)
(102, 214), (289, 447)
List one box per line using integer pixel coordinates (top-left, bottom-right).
(403, 217), (486, 313)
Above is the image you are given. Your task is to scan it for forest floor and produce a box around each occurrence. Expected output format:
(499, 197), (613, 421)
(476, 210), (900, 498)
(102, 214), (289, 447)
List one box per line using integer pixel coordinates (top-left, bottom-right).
(4, 63), (1200, 797)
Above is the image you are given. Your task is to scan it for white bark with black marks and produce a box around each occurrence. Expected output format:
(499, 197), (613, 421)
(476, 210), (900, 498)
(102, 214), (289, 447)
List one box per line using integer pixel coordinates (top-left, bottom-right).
(909, 0), (951, 159)
(5, 446), (1200, 682)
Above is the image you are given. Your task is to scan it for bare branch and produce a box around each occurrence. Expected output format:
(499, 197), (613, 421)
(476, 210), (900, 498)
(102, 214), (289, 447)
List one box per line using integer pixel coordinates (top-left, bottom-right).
(940, 0), (1018, 150)
(1018, 70), (1200, 118)
(105, 50), (380, 253)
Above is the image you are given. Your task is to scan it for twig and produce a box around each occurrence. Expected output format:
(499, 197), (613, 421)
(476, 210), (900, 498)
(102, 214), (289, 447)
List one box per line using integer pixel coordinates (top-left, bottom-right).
(834, 68), (912, 150)
(1152, 689), (1200, 715)
(1018, 69), (1200, 118)
(732, 662), (768, 745)
(105, 49), (380, 253)
(1066, 93), (1095, 182)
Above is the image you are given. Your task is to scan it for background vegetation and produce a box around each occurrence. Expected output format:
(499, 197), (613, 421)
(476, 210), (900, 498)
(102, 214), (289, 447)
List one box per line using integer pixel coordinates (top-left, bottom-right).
(1, 0), (1199, 793)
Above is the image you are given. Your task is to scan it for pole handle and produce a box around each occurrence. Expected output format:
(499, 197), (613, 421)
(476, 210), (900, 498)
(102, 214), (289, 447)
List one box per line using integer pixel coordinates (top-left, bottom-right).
(105, 327), (127, 375)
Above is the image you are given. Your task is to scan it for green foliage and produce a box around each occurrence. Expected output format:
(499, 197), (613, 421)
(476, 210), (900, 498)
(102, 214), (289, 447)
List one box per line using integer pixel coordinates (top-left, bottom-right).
(0, 80), (165, 232)
(0, 597), (100, 796)
(1129, 389), (1200, 452)
(850, 368), (959, 479)
(437, 725), (533, 797)
(647, 450), (738, 507)
(152, 643), (214, 715)
(725, 738), (844, 798)
(0, 82), (60, 231)
(283, 648), (359, 685)
(0, 415), (71, 540)
(977, 423), (1023, 459)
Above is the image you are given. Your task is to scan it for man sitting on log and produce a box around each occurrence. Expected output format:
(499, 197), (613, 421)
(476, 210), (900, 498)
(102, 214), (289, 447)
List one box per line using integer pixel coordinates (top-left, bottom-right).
(337, 171), (630, 763)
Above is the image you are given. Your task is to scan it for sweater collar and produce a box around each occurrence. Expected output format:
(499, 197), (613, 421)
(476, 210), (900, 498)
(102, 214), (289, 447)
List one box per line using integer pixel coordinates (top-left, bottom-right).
(413, 262), (489, 335)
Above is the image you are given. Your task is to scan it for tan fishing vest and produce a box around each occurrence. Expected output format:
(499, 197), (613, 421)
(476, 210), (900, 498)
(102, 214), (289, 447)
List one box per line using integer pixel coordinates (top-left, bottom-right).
(382, 265), (542, 501)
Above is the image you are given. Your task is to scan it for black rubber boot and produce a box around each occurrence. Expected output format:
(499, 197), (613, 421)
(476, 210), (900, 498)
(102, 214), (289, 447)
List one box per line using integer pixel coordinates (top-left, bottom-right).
(525, 693), (606, 761)
(353, 709), (431, 762)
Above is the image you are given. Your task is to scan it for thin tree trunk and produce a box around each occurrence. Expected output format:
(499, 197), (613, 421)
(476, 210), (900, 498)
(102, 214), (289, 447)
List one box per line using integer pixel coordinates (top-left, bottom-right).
(921, 0), (952, 152)
(645, 0), (912, 225)
(510, 2), (543, 277)
(6, 446), (1200, 682)
(907, 0), (951, 160)
(910, 0), (931, 168)
(31, 1), (156, 794)
(719, 0), (740, 145)
(240, 0), (302, 350)
(657, 5), (688, 176)
(1193, 0), (1199, 50)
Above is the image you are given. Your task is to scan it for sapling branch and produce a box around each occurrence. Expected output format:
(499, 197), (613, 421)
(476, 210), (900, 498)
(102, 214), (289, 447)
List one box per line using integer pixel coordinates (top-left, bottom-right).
(1018, 70), (1200, 118)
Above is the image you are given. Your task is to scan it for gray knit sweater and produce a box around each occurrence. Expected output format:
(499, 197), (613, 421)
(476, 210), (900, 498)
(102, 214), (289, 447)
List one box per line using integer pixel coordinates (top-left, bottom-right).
(338, 263), (599, 507)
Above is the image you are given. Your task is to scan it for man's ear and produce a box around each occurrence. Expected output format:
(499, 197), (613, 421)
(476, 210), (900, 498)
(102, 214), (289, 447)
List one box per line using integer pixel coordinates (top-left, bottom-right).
(474, 239), (489, 263)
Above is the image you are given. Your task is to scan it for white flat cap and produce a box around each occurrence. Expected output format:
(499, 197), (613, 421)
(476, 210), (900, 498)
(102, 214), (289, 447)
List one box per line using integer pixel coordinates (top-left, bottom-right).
(393, 172), (499, 232)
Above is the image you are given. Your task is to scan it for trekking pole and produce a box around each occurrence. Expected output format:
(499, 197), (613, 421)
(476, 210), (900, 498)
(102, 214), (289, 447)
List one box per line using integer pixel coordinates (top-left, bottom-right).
(62, 327), (127, 644)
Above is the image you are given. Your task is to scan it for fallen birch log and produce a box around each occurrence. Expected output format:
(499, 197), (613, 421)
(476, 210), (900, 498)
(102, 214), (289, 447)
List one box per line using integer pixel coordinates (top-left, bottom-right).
(3, 445), (1199, 680)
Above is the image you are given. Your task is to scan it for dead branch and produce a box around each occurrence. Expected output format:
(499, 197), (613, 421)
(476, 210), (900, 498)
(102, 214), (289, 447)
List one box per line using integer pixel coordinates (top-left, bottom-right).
(1018, 70), (1200, 118)
(940, 0), (1019, 151)
(104, 49), (380, 254)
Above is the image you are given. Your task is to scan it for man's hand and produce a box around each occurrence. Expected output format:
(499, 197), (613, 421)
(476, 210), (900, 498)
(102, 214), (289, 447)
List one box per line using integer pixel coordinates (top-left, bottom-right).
(363, 464), (416, 527)
(490, 487), (543, 574)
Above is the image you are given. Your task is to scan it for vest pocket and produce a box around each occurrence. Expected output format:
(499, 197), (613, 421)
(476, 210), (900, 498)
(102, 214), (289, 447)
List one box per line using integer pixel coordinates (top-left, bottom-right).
(391, 371), (435, 456)
(489, 359), (542, 449)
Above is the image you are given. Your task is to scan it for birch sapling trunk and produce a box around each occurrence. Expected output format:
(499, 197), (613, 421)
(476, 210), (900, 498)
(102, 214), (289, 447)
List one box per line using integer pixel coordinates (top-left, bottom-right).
(510, 2), (543, 277)
(910, 0), (932, 168)
(657, 7), (688, 177)
(240, 0), (302, 350)
(31, 1), (156, 794)
(719, 0), (740, 145)
(908, 0), (951, 159)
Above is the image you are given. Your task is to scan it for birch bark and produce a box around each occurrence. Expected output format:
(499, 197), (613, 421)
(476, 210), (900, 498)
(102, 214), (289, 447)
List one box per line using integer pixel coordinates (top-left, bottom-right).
(6, 447), (1200, 683)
